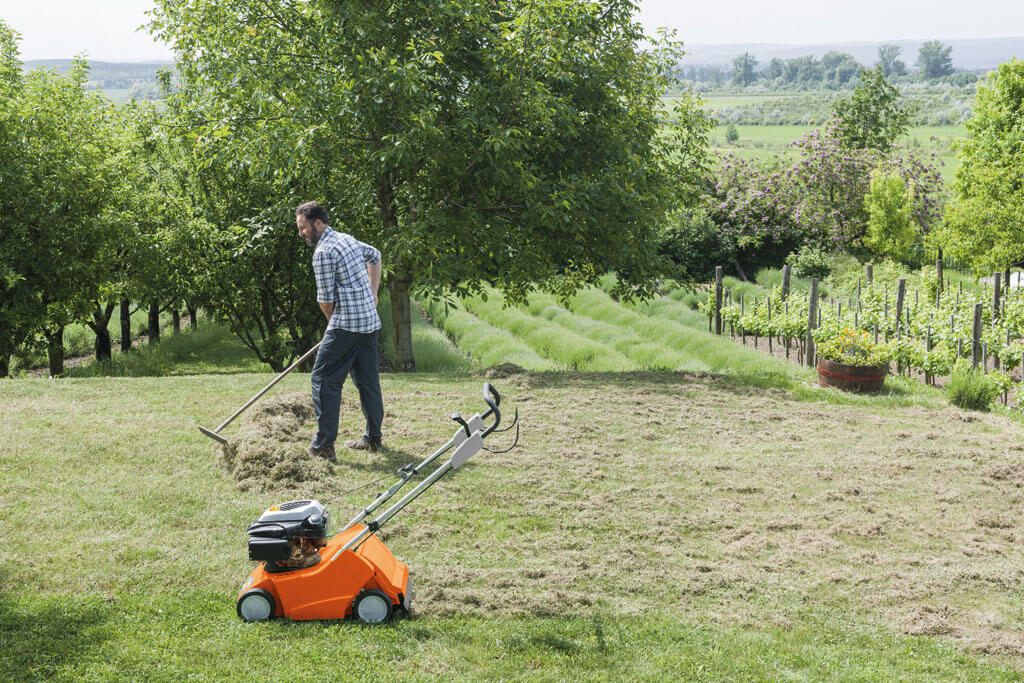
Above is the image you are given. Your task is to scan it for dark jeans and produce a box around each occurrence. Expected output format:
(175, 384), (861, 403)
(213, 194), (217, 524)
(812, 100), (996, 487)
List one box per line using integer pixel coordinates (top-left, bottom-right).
(310, 328), (383, 449)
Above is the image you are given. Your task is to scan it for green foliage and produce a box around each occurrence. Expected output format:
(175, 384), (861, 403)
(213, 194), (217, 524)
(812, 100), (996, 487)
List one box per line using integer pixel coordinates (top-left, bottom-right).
(725, 123), (739, 144)
(938, 59), (1024, 274)
(813, 325), (891, 367)
(917, 41), (955, 79)
(731, 53), (757, 87)
(831, 68), (911, 150)
(656, 207), (736, 281)
(150, 0), (712, 369)
(786, 245), (832, 280)
(876, 44), (906, 77)
(0, 33), (126, 375)
(863, 171), (918, 262)
(946, 360), (1000, 411)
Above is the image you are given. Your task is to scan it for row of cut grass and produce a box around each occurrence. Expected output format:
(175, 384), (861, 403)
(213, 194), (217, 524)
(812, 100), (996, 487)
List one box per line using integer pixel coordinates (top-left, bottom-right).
(523, 291), (710, 372)
(419, 298), (560, 371)
(565, 288), (805, 386)
(460, 291), (639, 372)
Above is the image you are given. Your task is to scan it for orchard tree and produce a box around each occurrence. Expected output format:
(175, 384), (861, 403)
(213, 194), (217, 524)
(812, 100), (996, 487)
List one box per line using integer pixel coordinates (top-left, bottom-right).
(917, 41), (954, 79)
(0, 21), (32, 376)
(876, 44), (906, 77)
(150, 0), (708, 371)
(831, 67), (911, 151)
(938, 59), (1024, 273)
(0, 36), (123, 376)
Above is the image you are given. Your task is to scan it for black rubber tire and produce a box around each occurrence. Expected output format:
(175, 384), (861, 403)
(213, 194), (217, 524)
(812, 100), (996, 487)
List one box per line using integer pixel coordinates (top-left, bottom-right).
(237, 588), (276, 622)
(352, 589), (393, 625)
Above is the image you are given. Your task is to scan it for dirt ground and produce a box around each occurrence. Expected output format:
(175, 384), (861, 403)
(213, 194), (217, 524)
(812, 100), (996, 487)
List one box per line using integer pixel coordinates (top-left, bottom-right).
(227, 373), (1024, 662)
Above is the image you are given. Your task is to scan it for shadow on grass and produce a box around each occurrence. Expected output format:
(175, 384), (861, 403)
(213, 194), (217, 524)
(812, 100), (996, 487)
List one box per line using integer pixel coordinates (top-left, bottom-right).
(0, 582), (113, 681)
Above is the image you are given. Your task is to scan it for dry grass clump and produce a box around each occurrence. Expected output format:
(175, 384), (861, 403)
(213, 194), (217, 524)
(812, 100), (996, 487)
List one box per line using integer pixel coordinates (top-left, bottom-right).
(218, 392), (333, 491)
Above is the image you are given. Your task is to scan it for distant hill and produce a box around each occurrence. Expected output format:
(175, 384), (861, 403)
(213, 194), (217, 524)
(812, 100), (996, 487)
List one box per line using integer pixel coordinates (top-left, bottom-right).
(22, 59), (173, 83)
(681, 37), (1024, 71)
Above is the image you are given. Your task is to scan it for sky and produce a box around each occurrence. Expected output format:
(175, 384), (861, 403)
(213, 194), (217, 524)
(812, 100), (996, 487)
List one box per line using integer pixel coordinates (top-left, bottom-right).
(1, 0), (1023, 61)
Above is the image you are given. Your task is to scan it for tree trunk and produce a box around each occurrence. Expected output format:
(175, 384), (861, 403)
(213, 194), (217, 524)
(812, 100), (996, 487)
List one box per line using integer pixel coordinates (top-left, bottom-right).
(120, 297), (132, 352)
(0, 353), (9, 378)
(172, 307), (181, 334)
(89, 301), (116, 363)
(388, 275), (415, 372)
(187, 304), (198, 330)
(46, 325), (65, 377)
(148, 302), (160, 345)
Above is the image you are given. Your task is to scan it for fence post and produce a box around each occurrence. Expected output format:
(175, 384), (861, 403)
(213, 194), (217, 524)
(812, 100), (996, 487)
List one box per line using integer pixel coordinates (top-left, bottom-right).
(781, 264), (791, 300)
(866, 263), (873, 286)
(972, 303), (983, 367)
(806, 278), (819, 368)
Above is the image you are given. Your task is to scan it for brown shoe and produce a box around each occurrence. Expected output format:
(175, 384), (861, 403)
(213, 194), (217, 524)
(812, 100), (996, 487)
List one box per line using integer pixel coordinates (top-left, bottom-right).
(308, 445), (336, 462)
(346, 436), (382, 452)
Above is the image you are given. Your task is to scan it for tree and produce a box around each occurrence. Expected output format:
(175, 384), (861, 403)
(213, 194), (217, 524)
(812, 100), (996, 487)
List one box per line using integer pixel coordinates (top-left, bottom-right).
(831, 68), (911, 151)
(765, 58), (785, 82)
(863, 170), (918, 262)
(151, 1), (707, 371)
(725, 123), (739, 144)
(821, 51), (862, 87)
(917, 41), (954, 79)
(876, 44), (906, 77)
(938, 59), (1024, 273)
(731, 52), (758, 87)
(0, 29), (123, 376)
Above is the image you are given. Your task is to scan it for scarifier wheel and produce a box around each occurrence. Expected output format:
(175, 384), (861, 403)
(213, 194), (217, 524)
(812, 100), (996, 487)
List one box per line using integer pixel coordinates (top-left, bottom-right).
(353, 589), (393, 624)
(237, 589), (275, 622)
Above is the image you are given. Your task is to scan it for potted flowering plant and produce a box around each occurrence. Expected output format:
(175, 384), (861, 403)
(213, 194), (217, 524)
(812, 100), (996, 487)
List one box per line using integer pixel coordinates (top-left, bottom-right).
(813, 326), (891, 392)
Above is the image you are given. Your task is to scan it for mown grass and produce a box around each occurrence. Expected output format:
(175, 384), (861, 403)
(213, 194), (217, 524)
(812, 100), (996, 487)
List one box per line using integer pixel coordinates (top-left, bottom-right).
(2, 373), (1023, 679)
(420, 297), (561, 371)
(460, 291), (638, 372)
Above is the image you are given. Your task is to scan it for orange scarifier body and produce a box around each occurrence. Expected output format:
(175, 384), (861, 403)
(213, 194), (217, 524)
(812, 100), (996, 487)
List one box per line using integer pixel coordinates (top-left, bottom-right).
(234, 383), (517, 625)
(239, 523), (410, 621)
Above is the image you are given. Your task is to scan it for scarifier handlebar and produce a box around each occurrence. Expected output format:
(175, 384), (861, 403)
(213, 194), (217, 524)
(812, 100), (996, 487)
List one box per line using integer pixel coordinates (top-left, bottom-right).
(335, 383), (515, 551)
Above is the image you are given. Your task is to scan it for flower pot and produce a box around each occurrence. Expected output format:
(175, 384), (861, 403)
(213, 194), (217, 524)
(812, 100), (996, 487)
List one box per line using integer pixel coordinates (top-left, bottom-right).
(817, 357), (888, 393)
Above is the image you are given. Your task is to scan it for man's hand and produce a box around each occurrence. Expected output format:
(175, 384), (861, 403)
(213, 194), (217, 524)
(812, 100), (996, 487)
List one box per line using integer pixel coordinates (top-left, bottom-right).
(319, 301), (335, 321)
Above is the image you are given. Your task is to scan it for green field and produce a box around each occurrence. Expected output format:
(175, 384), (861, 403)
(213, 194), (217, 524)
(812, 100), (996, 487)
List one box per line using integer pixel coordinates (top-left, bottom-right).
(4, 361), (1024, 678)
(706, 123), (964, 182)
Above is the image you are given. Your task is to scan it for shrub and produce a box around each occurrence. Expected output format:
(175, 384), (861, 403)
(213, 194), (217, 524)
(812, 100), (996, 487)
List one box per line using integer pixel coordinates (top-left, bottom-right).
(946, 361), (1000, 411)
(786, 244), (832, 280)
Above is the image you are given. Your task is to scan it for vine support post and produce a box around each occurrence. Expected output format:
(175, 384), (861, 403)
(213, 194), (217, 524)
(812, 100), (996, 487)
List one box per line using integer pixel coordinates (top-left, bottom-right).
(714, 266), (723, 336)
(972, 303), (983, 368)
(806, 278), (819, 368)
(936, 258), (944, 298)
(781, 264), (791, 300)
(993, 271), (1002, 321)
(925, 325), (933, 386)
(866, 263), (873, 286)
(895, 279), (906, 334)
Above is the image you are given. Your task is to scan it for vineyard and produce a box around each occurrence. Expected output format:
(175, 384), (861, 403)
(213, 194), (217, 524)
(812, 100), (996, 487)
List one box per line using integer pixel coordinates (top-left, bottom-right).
(699, 262), (1024, 402)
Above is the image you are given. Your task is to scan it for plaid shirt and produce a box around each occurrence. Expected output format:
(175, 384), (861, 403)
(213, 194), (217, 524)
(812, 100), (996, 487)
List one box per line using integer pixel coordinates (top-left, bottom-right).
(312, 227), (382, 333)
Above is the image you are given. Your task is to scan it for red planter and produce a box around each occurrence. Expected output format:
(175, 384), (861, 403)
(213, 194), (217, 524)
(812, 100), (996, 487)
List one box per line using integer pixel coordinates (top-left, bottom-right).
(817, 357), (888, 393)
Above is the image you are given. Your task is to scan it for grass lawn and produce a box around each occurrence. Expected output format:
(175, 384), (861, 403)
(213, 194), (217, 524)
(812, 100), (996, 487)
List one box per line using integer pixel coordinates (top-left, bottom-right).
(3, 368), (1024, 679)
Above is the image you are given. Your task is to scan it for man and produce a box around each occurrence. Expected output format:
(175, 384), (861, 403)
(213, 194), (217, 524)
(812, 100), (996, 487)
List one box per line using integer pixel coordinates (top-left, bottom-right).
(296, 201), (384, 460)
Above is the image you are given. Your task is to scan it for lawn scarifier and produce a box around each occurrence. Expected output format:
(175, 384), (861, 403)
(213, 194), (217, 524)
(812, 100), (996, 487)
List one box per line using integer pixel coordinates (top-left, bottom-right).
(197, 343), (321, 445)
(237, 382), (519, 624)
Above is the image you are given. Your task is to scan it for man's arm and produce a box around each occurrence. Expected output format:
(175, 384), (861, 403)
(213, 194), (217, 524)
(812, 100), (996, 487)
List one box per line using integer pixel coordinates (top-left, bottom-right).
(367, 261), (382, 306)
(319, 301), (335, 321)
